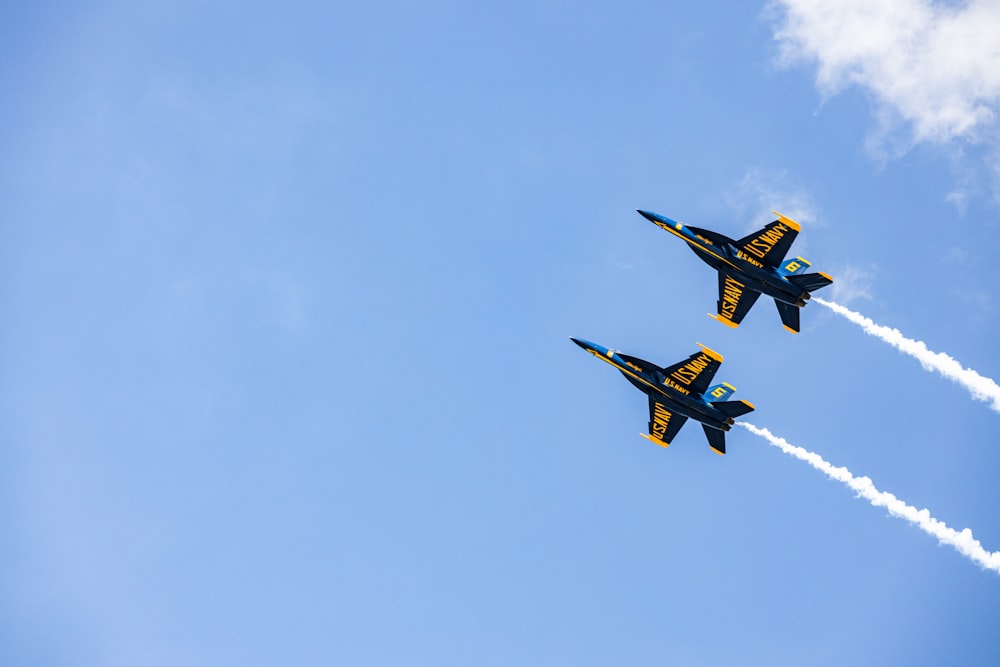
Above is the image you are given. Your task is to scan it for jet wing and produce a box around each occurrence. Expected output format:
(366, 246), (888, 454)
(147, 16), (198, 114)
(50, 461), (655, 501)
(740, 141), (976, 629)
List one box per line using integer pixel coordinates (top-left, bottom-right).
(642, 396), (689, 447)
(714, 272), (761, 329)
(735, 215), (800, 268)
(659, 346), (723, 397)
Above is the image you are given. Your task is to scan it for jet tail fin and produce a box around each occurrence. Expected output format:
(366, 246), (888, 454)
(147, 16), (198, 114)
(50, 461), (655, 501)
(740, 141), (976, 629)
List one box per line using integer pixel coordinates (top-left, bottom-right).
(775, 299), (800, 333)
(705, 383), (736, 401)
(777, 256), (810, 276)
(710, 399), (755, 419)
(786, 271), (833, 293)
(702, 425), (726, 455)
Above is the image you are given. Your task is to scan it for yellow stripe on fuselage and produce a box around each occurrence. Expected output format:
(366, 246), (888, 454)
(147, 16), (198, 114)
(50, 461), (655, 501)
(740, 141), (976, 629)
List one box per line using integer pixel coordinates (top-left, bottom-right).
(588, 350), (659, 389)
(654, 221), (741, 271)
(587, 351), (662, 394)
(589, 350), (703, 405)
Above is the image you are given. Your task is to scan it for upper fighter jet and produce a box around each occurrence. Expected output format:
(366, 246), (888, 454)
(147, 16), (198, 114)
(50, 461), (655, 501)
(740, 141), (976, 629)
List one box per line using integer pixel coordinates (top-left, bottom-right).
(571, 338), (754, 455)
(636, 209), (833, 332)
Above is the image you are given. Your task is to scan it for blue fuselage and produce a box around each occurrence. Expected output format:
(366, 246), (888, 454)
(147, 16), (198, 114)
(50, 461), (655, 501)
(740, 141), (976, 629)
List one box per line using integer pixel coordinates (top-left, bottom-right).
(573, 339), (732, 431)
(646, 213), (808, 306)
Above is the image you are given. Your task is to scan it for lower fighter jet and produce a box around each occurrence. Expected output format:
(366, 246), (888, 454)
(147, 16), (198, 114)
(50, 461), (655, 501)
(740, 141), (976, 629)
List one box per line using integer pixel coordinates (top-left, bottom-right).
(571, 338), (754, 454)
(636, 209), (833, 333)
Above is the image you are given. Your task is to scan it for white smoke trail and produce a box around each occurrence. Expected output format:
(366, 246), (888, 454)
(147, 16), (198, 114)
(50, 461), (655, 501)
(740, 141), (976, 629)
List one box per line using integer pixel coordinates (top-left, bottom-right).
(814, 297), (1000, 413)
(740, 422), (1000, 574)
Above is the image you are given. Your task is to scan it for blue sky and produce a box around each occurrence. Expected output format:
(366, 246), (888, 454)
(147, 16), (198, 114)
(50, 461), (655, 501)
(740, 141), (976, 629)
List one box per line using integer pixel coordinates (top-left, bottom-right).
(3, 1), (1000, 665)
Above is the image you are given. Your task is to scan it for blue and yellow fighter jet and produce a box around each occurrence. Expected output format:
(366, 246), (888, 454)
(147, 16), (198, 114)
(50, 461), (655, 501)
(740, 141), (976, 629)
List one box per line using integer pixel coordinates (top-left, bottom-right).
(636, 209), (833, 332)
(571, 338), (754, 455)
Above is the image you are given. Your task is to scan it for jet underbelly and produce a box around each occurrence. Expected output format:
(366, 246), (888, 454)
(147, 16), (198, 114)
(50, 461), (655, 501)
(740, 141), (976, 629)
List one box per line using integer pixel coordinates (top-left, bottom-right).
(653, 386), (727, 427)
(723, 264), (803, 304)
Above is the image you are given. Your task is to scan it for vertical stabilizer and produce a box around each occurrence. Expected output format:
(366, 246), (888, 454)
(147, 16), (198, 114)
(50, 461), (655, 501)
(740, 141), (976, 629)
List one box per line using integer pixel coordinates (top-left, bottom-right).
(705, 383), (736, 401)
(778, 256), (810, 276)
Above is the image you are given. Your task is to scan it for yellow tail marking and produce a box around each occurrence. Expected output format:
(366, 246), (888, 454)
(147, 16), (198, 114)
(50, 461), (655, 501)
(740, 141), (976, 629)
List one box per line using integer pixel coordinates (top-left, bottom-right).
(818, 271), (834, 282)
(782, 324), (799, 334)
(711, 446), (725, 455)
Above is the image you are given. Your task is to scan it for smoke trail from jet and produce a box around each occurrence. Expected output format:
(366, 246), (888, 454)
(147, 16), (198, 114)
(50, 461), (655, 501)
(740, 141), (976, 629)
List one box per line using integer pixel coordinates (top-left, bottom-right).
(740, 422), (1000, 574)
(814, 297), (1000, 413)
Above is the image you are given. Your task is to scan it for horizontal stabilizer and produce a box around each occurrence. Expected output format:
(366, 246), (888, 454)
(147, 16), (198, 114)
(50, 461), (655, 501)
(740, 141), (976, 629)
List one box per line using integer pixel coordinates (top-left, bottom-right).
(711, 399), (755, 419)
(705, 382), (736, 401)
(787, 271), (833, 293)
(777, 256), (810, 276)
(775, 299), (800, 334)
(702, 424), (726, 455)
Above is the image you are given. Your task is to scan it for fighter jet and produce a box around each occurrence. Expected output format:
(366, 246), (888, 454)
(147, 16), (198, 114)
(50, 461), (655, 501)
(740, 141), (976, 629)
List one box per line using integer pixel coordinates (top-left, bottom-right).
(571, 338), (754, 455)
(636, 209), (833, 333)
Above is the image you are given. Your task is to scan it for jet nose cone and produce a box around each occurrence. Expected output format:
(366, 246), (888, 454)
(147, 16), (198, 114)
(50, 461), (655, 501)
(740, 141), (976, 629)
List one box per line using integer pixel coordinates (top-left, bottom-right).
(570, 337), (602, 353)
(571, 338), (609, 357)
(636, 209), (657, 222)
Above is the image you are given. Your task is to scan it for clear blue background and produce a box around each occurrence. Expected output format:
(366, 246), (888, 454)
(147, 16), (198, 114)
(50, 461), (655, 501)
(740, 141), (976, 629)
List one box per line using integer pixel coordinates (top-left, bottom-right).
(3, 2), (999, 665)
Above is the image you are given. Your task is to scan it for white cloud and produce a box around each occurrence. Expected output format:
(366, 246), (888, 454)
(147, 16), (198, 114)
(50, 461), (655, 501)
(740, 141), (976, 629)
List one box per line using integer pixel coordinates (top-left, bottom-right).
(828, 264), (875, 304)
(725, 168), (820, 234)
(770, 0), (1000, 149)
(945, 187), (970, 214)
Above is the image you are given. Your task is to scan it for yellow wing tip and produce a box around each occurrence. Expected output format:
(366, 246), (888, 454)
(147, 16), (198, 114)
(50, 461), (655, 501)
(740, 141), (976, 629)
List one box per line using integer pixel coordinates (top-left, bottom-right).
(708, 313), (739, 328)
(740, 400), (755, 410)
(771, 210), (802, 231)
(711, 446), (726, 456)
(818, 271), (834, 282)
(782, 325), (799, 334)
(640, 433), (669, 448)
(695, 342), (724, 362)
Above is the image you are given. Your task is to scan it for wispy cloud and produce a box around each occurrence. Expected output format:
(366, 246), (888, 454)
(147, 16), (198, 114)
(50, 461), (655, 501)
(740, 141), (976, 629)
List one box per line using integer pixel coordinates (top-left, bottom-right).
(815, 297), (1000, 412)
(769, 0), (1000, 200)
(741, 422), (1000, 574)
(771, 0), (1000, 145)
(827, 264), (875, 304)
(725, 169), (820, 234)
(239, 269), (309, 335)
